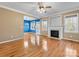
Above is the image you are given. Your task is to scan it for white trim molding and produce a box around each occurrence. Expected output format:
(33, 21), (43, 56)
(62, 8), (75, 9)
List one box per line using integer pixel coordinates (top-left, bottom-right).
(64, 38), (79, 42)
(0, 37), (23, 44)
(0, 5), (36, 18)
(49, 7), (79, 17)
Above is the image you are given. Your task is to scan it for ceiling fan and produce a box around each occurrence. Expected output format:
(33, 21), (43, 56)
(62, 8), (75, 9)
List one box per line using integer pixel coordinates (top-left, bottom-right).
(37, 2), (52, 13)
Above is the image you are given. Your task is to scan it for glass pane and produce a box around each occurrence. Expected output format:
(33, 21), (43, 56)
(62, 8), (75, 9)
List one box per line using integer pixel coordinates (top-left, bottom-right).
(64, 15), (78, 32)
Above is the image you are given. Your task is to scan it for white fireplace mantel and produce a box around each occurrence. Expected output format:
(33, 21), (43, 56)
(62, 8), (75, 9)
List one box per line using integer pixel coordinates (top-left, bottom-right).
(48, 26), (64, 39)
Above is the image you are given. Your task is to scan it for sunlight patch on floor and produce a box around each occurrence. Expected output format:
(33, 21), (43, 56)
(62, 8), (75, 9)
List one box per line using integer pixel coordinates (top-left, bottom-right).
(65, 47), (77, 57)
(42, 40), (48, 51)
(24, 41), (29, 48)
(31, 35), (36, 45)
(36, 35), (40, 46)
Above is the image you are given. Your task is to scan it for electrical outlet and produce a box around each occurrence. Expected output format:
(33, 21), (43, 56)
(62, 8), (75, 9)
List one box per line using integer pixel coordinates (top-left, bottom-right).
(11, 35), (14, 38)
(70, 36), (72, 38)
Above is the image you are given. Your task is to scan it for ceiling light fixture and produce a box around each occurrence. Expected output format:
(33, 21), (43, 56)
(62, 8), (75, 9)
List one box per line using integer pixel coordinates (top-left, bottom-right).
(37, 2), (52, 13)
(37, 7), (46, 13)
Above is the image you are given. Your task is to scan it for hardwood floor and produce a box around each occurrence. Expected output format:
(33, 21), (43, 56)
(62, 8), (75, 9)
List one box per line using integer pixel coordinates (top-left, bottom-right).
(0, 39), (25, 57)
(0, 33), (79, 57)
(23, 33), (79, 57)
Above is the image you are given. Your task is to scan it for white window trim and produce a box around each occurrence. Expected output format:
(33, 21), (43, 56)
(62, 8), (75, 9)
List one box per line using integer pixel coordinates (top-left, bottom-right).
(64, 13), (79, 33)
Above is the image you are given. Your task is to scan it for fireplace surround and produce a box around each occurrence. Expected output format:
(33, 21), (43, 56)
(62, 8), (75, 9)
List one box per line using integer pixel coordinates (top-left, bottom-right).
(48, 27), (63, 39)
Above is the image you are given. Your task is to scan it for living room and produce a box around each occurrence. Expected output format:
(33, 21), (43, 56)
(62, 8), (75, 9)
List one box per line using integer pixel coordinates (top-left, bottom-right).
(0, 2), (79, 57)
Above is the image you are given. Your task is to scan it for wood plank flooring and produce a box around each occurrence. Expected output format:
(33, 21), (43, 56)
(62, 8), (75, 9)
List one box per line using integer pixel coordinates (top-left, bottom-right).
(23, 34), (79, 57)
(0, 39), (25, 57)
(0, 33), (79, 57)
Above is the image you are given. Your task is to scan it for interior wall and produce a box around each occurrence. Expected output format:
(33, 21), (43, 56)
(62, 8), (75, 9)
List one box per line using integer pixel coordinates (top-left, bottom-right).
(49, 16), (63, 27)
(64, 33), (79, 40)
(0, 8), (24, 42)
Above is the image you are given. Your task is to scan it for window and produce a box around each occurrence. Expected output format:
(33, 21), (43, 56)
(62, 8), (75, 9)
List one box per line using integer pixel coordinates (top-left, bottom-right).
(24, 20), (30, 32)
(30, 21), (36, 31)
(64, 14), (78, 33)
(41, 20), (48, 31)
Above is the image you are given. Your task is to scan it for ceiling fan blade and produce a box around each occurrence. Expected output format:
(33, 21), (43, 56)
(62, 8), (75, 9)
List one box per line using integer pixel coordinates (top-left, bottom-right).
(39, 6), (44, 8)
(46, 6), (52, 8)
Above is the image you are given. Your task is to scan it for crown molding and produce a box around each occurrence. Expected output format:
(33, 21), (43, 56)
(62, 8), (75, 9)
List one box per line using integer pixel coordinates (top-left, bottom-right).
(0, 5), (36, 18)
(48, 7), (79, 18)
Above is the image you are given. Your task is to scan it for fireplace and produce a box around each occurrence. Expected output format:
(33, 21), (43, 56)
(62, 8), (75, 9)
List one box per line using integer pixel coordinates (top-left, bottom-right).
(48, 27), (63, 39)
(51, 30), (59, 38)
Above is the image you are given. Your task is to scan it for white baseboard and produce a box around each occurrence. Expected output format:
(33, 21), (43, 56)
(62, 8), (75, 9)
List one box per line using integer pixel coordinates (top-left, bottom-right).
(64, 38), (79, 42)
(0, 37), (23, 44)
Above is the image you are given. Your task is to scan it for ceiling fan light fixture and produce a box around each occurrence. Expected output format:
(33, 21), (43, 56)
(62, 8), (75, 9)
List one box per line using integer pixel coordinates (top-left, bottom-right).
(37, 2), (51, 13)
(37, 7), (46, 13)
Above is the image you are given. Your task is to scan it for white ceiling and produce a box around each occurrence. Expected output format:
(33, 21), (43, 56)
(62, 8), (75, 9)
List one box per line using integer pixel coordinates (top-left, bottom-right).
(0, 2), (79, 18)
